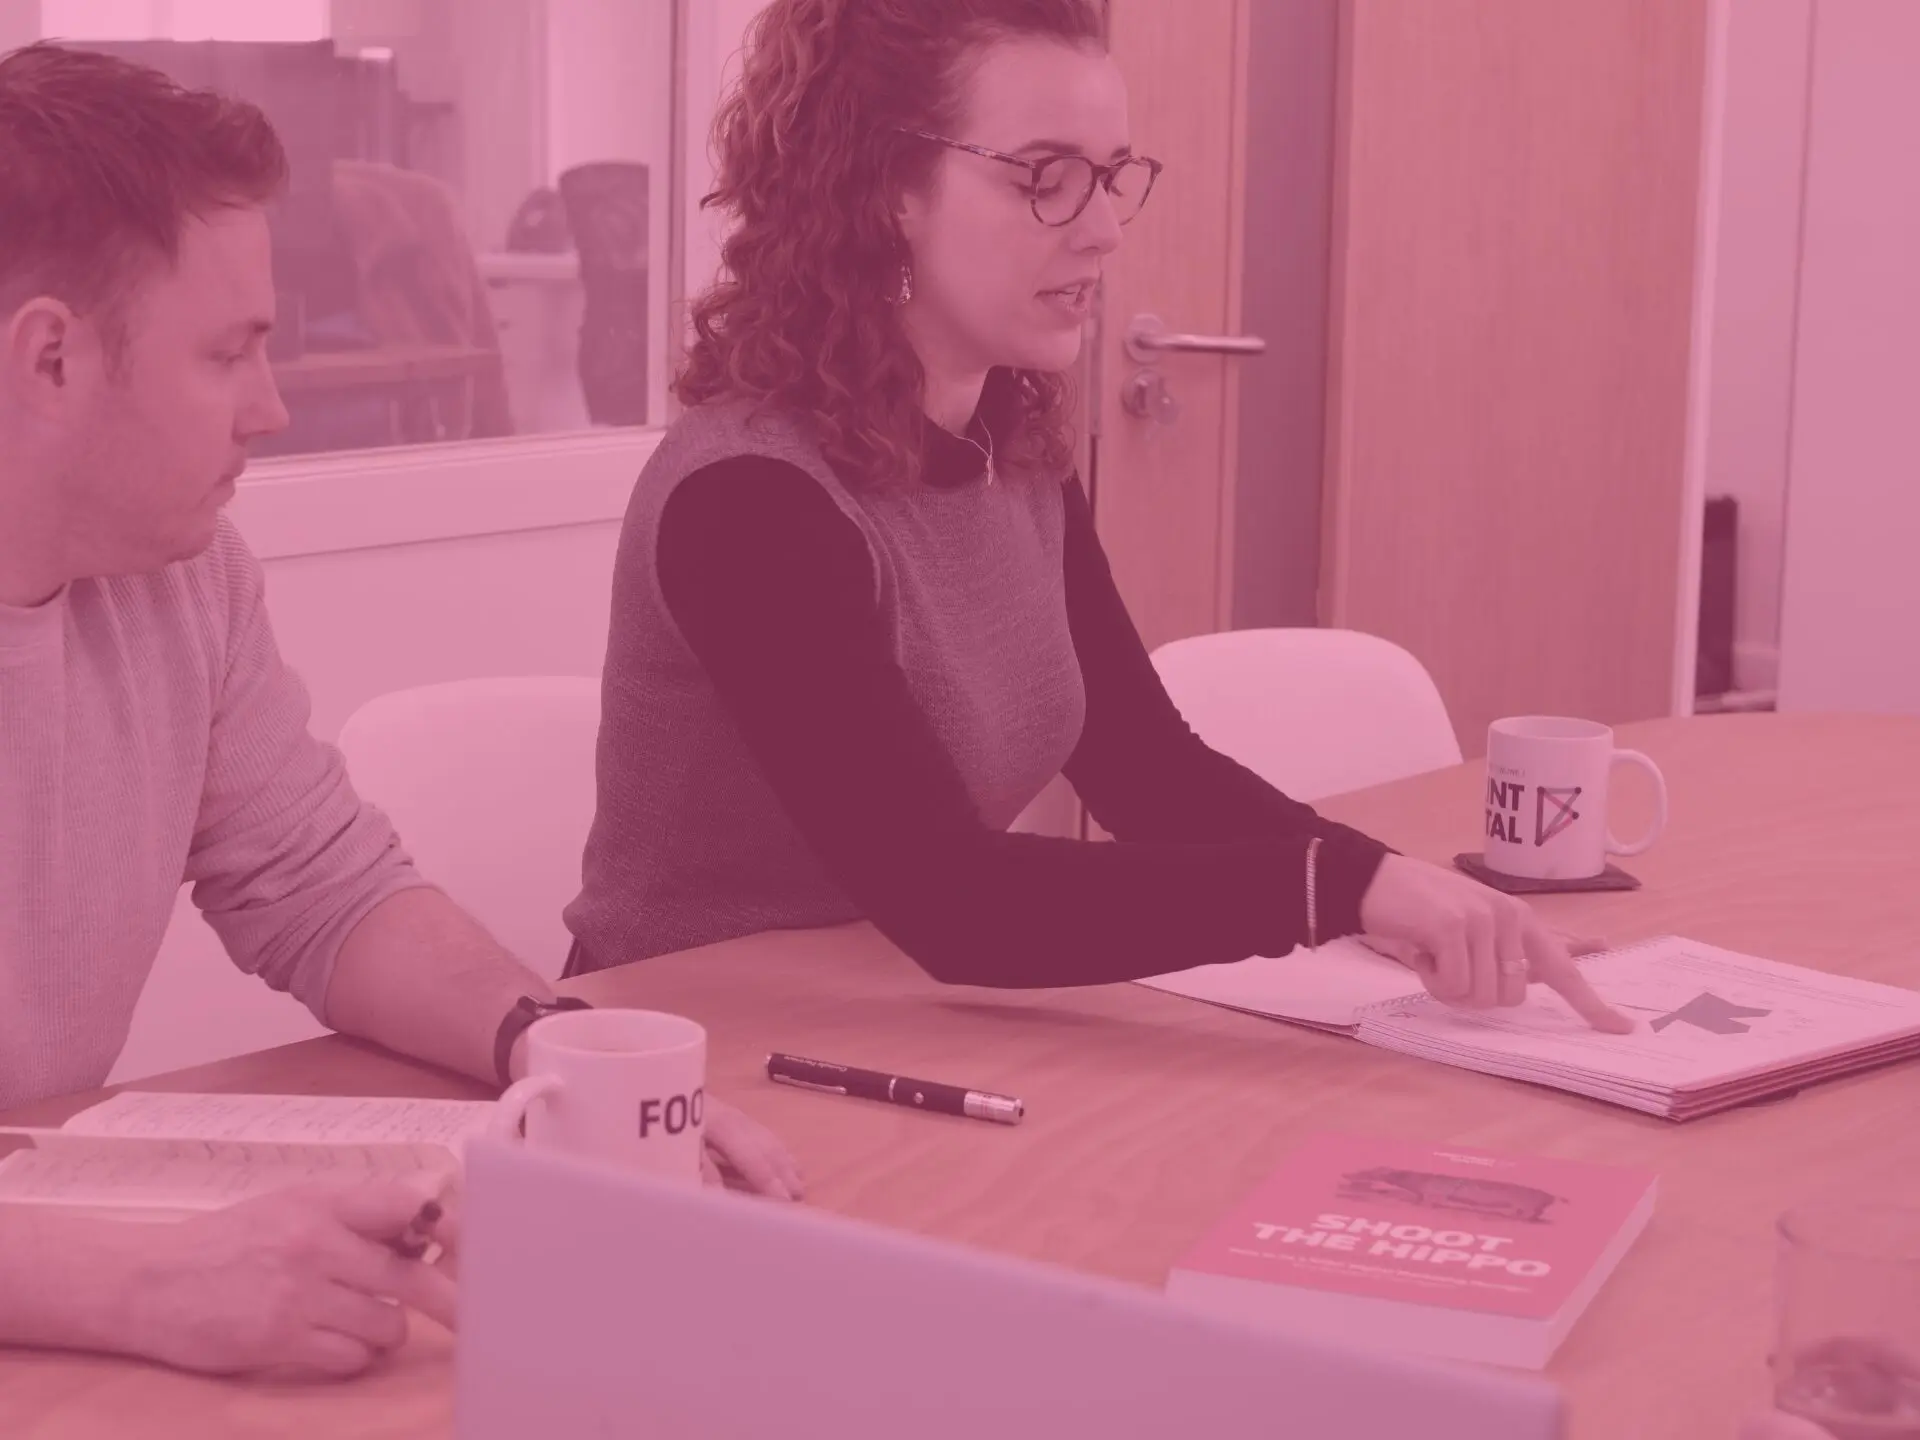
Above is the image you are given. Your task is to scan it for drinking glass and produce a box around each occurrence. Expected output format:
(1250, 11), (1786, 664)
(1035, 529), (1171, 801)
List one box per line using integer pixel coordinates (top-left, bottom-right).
(1771, 1204), (1920, 1439)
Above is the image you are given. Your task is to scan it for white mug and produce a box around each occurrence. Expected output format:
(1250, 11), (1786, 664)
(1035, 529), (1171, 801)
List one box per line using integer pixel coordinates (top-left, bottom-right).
(1482, 716), (1669, 880)
(489, 1008), (707, 1185)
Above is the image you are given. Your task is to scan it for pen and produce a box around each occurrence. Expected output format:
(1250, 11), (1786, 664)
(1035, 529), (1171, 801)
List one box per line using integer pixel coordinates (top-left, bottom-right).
(765, 1053), (1024, 1125)
(390, 1196), (443, 1262)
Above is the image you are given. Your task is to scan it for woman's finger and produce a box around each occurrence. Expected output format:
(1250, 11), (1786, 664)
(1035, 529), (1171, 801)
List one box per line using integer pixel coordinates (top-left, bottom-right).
(1432, 917), (1473, 1002)
(1493, 903), (1529, 1008)
(1463, 908), (1500, 1008)
(1555, 928), (1610, 957)
(1524, 920), (1636, 1032)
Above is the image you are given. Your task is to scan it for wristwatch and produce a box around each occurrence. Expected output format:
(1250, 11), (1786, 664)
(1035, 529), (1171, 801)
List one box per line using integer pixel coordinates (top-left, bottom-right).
(493, 995), (593, 1089)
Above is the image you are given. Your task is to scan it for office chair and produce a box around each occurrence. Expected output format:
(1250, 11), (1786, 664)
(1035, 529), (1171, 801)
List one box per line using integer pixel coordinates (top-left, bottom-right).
(1150, 628), (1463, 802)
(557, 162), (650, 427)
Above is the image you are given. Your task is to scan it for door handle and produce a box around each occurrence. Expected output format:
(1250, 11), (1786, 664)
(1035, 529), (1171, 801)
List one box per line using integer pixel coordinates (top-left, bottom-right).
(1125, 313), (1268, 364)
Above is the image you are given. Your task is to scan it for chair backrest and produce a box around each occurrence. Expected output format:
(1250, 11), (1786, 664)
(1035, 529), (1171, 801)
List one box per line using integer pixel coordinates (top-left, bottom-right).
(555, 162), (649, 425)
(556, 161), (649, 277)
(336, 676), (601, 979)
(1150, 628), (1463, 802)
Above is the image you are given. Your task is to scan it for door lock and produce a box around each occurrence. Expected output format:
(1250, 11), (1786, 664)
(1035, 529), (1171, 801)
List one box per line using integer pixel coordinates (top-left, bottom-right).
(1121, 368), (1183, 424)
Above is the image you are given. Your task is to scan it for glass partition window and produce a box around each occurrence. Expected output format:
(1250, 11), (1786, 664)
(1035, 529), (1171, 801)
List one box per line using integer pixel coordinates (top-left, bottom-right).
(29, 0), (676, 461)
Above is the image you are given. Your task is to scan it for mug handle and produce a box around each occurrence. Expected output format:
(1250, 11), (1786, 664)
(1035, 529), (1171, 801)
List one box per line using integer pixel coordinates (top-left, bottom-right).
(490, 1073), (562, 1141)
(1605, 749), (1669, 856)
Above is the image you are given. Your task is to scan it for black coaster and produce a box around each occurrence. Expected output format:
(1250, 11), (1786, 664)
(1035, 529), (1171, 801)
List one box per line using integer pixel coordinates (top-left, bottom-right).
(1452, 853), (1641, 894)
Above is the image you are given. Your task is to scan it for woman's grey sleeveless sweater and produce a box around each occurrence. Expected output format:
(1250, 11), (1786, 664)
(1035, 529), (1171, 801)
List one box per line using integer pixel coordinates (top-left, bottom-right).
(563, 395), (1086, 969)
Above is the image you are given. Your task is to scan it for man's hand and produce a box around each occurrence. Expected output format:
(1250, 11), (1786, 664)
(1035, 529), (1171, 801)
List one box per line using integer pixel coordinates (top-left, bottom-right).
(1356, 854), (1633, 1032)
(701, 1098), (805, 1201)
(112, 1181), (457, 1380)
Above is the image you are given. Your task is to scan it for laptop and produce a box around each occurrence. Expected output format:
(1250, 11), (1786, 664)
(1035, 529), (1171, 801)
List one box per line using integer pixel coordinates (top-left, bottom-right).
(453, 1136), (1565, 1440)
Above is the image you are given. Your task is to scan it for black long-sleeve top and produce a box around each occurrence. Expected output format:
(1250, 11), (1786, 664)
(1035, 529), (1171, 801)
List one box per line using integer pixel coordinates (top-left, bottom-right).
(642, 428), (1393, 990)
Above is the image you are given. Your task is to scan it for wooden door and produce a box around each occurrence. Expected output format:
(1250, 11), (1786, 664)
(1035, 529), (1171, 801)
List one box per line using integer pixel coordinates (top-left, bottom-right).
(1319, 0), (1715, 757)
(1092, 0), (1252, 655)
(1015, 0), (1253, 840)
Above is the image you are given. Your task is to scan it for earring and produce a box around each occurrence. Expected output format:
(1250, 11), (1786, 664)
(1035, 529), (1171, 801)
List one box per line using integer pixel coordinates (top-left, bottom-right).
(893, 264), (914, 305)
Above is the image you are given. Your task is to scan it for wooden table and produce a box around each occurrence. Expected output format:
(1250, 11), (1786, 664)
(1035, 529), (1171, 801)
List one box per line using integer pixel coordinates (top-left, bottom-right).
(4, 712), (1917, 1439)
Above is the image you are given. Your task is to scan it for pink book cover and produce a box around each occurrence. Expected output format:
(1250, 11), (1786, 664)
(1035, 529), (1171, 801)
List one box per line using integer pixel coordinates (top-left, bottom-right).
(1172, 1132), (1657, 1321)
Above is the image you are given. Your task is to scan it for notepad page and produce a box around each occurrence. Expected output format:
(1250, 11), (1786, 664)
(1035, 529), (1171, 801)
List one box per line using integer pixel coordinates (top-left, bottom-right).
(1360, 937), (1920, 1090)
(1135, 936), (1428, 1028)
(61, 1092), (497, 1148)
(0, 1124), (467, 1173)
(0, 1141), (449, 1216)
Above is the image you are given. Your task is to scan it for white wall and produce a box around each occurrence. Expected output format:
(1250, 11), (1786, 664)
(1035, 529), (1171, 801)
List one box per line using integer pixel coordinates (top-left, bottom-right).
(110, 522), (621, 1083)
(681, 0), (769, 302)
(1775, 0), (1920, 715)
(441, 0), (547, 256)
(0, 0), (40, 50)
(1701, 0), (1814, 695)
(39, 0), (328, 41)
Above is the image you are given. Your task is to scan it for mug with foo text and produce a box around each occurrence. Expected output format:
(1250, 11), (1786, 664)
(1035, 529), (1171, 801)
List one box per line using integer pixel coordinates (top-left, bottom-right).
(1483, 716), (1669, 881)
(489, 1008), (707, 1185)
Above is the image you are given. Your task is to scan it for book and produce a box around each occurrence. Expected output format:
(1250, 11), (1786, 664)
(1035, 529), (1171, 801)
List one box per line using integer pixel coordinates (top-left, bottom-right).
(0, 1092), (497, 1221)
(1137, 935), (1920, 1120)
(1164, 1131), (1657, 1370)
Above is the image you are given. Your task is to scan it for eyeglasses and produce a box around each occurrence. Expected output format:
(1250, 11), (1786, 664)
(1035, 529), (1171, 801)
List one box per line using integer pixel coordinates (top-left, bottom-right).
(897, 128), (1162, 227)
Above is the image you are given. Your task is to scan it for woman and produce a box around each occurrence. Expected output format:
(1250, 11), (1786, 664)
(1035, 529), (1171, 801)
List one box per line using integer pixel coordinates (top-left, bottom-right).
(563, 0), (1630, 1033)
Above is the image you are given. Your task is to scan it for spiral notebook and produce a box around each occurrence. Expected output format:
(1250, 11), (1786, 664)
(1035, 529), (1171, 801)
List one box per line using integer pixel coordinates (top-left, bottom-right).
(1136, 936), (1920, 1120)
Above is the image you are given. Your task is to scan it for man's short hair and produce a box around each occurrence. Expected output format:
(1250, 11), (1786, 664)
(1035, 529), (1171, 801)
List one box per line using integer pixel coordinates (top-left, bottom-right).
(0, 41), (289, 371)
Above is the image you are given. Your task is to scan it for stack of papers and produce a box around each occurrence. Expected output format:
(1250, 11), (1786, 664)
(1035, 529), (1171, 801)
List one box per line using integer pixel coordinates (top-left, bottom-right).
(1139, 936), (1920, 1120)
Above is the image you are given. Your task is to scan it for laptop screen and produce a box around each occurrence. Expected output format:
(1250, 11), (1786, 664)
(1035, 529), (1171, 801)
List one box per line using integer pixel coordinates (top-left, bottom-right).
(453, 1137), (1564, 1440)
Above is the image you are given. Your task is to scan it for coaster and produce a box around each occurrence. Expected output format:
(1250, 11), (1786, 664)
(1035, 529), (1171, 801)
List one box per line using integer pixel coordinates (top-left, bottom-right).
(1452, 853), (1641, 894)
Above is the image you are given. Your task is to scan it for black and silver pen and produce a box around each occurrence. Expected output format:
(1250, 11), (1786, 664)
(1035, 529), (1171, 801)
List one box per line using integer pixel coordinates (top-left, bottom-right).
(390, 1196), (443, 1262)
(765, 1053), (1024, 1125)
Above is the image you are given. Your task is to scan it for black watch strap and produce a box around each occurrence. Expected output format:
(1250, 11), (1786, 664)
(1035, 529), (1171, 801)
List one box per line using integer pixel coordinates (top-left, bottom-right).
(494, 995), (592, 1090)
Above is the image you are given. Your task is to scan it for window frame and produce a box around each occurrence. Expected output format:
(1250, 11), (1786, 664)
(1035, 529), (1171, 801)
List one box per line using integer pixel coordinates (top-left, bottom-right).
(236, 0), (713, 561)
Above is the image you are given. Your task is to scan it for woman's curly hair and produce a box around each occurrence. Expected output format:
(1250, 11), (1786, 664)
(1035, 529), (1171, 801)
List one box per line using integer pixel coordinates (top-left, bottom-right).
(676, 0), (1105, 490)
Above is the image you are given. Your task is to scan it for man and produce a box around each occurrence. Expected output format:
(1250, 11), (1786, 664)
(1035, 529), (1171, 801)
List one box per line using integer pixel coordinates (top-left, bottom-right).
(0, 42), (800, 1380)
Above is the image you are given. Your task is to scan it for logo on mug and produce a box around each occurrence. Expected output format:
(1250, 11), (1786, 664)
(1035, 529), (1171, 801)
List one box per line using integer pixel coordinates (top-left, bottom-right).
(638, 1088), (704, 1139)
(1487, 778), (1586, 848)
(1535, 786), (1582, 845)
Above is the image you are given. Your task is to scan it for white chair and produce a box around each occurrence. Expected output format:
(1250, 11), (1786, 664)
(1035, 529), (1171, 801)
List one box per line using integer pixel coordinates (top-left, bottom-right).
(1149, 628), (1462, 802)
(336, 676), (602, 980)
